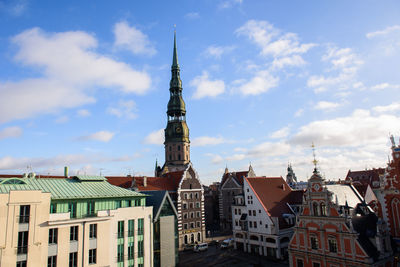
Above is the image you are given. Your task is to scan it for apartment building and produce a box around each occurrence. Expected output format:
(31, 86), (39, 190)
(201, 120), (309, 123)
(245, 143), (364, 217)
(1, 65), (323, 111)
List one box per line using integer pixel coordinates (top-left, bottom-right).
(0, 173), (153, 267)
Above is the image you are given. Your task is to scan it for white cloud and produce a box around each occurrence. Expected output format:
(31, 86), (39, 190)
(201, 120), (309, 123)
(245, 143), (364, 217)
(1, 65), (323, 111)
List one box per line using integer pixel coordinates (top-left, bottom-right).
(219, 0), (243, 9)
(0, 126), (22, 140)
(236, 20), (315, 59)
(144, 129), (164, 145)
(77, 109), (91, 117)
(1, 28), (152, 124)
(206, 153), (224, 164)
(192, 136), (226, 147)
(373, 102), (400, 113)
(78, 131), (115, 142)
(371, 83), (400, 91)
(204, 45), (235, 59)
(270, 126), (290, 139)
(248, 141), (291, 157)
(107, 100), (137, 119)
(191, 71), (225, 99)
(237, 70), (279, 95)
(290, 109), (400, 147)
(113, 21), (156, 56)
(271, 55), (306, 69)
(184, 12), (200, 19)
(294, 108), (304, 117)
(307, 46), (362, 94)
(366, 25), (400, 39)
(226, 154), (246, 161)
(314, 101), (341, 111)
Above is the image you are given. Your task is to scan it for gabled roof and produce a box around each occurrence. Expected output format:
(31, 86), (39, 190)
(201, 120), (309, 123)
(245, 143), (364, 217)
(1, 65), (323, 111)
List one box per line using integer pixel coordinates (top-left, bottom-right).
(221, 171), (249, 186)
(246, 177), (303, 229)
(106, 176), (134, 189)
(0, 176), (145, 200)
(145, 190), (178, 221)
(346, 168), (384, 189)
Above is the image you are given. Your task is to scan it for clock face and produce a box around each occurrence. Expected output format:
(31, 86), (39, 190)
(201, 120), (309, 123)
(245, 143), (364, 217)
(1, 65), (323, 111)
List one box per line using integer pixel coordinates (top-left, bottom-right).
(176, 127), (182, 133)
(395, 153), (400, 158)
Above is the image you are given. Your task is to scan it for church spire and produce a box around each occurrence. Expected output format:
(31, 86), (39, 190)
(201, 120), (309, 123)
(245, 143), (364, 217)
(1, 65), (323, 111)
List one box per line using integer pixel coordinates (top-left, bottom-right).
(172, 29), (179, 69)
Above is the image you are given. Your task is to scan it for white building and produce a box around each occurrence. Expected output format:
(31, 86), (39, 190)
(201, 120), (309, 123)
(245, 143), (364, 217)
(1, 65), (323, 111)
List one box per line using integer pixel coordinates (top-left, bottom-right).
(232, 176), (303, 259)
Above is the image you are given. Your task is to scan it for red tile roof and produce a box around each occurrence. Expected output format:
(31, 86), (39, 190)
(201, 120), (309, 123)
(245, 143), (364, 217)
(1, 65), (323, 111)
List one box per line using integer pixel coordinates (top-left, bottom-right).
(106, 176), (133, 189)
(346, 168), (384, 189)
(116, 171), (185, 192)
(246, 177), (303, 229)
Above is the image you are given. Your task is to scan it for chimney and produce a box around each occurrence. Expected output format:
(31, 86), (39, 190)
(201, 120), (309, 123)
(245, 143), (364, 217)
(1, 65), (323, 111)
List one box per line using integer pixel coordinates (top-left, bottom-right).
(143, 176), (147, 187)
(64, 166), (69, 178)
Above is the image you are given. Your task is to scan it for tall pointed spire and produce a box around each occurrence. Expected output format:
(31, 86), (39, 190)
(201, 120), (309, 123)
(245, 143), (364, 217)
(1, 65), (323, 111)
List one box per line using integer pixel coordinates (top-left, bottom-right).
(172, 29), (179, 69)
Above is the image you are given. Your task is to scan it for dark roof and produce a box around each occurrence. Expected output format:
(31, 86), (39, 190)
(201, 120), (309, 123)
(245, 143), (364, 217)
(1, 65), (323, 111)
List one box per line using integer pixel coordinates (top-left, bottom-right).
(346, 169), (384, 189)
(144, 190), (178, 221)
(247, 177), (304, 229)
(221, 171), (249, 186)
(352, 213), (380, 260)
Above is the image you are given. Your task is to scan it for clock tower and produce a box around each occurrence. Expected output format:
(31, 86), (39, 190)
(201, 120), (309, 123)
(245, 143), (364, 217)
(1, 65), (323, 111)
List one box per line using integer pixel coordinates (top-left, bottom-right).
(164, 31), (190, 171)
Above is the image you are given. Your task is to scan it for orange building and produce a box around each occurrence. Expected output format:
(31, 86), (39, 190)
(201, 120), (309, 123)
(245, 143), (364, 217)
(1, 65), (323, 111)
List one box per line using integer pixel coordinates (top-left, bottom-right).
(288, 167), (393, 267)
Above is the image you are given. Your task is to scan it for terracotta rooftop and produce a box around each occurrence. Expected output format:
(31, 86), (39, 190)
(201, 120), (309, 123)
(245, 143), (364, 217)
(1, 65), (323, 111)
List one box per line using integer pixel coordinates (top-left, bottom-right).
(106, 176), (133, 189)
(246, 176), (303, 229)
(345, 168), (384, 189)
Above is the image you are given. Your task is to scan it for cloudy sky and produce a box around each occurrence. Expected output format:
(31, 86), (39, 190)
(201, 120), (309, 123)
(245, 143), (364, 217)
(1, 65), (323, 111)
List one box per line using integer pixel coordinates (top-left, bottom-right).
(1, 0), (400, 184)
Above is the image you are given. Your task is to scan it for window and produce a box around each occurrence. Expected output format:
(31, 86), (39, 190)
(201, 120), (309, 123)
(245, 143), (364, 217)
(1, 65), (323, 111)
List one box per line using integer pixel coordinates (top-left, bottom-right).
(68, 202), (77, 218)
(118, 221), (124, 238)
(48, 256), (57, 267)
(128, 242), (134, 259)
(69, 252), (77, 267)
(296, 259), (304, 267)
(184, 194), (187, 200)
(183, 213), (187, 219)
(197, 221), (201, 227)
(49, 228), (58, 244)
(117, 244), (124, 262)
(311, 236), (318, 249)
(196, 202), (200, 208)
(190, 193), (193, 199)
(70, 226), (78, 241)
(138, 240), (144, 257)
(50, 203), (57, 214)
(320, 202), (326, 216)
(189, 203), (193, 209)
(259, 209), (261, 213)
(312, 263), (320, 267)
(328, 238), (338, 253)
(89, 249), (96, 264)
(190, 212), (194, 218)
(253, 210), (256, 216)
(197, 211), (201, 218)
(128, 219), (134, 236)
(235, 220), (239, 226)
(17, 231), (28, 254)
(89, 224), (97, 239)
(190, 222), (194, 228)
(249, 210), (252, 216)
(138, 218), (144, 235)
(16, 261), (26, 267)
(195, 193), (198, 199)
(19, 205), (30, 223)
(184, 223), (188, 229)
(116, 200), (122, 209)
(183, 203), (187, 209)
(254, 221), (257, 228)
(178, 154), (181, 160)
(125, 200), (131, 207)
(235, 209), (237, 215)
(87, 201), (95, 216)
(249, 221), (253, 228)
(313, 202), (319, 216)
(265, 224), (268, 228)
(238, 209), (241, 215)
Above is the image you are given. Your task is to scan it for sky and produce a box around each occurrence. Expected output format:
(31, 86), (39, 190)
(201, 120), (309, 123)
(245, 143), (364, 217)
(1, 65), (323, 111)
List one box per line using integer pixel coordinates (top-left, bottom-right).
(1, 0), (400, 185)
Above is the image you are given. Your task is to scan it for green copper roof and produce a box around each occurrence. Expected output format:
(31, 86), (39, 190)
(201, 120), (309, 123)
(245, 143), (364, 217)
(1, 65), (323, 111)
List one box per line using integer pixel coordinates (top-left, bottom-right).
(0, 177), (145, 200)
(76, 175), (106, 181)
(172, 31), (179, 68)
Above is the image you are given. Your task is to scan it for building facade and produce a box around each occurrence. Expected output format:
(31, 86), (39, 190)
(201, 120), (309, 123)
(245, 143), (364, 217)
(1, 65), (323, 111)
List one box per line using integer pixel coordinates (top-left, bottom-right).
(288, 168), (393, 267)
(219, 166), (255, 233)
(0, 174), (153, 267)
(231, 176), (303, 259)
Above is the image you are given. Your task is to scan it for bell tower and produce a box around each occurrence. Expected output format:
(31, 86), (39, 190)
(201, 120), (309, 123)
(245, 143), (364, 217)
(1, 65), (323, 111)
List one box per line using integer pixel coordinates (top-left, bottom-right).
(164, 31), (190, 171)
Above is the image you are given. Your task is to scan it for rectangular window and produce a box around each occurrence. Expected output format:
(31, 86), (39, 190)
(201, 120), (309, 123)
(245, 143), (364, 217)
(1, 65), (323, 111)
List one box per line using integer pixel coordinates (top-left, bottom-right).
(69, 252), (77, 267)
(190, 222), (194, 228)
(128, 242), (134, 260)
(259, 209), (261, 213)
(89, 224), (97, 239)
(89, 248), (97, 264)
(249, 210), (251, 216)
(196, 202), (200, 208)
(50, 203), (57, 214)
(297, 259), (304, 267)
(311, 236), (318, 249)
(128, 220), (134, 237)
(117, 244), (124, 262)
(87, 201), (95, 216)
(68, 202), (77, 218)
(49, 228), (58, 244)
(116, 200), (122, 209)
(17, 231), (28, 254)
(138, 240), (144, 257)
(70, 226), (78, 241)
(235, 220), (238, 226)
(138, 218), (144, 235)
(16, 261), (27, 267)
(254, 221), (257, 228)
(253, 210), (256, 216)
(118, 221), (124, 238)
(312, 263), (320, 267)
(197, 221), (201, 227)
(197, 211), (201, 218)
(328, 238), (338, 253)
(19, 205), (30, 223)
(183, 223), (187, 229)
(48, 255), (57, 267)
(125, 200), (130, 207)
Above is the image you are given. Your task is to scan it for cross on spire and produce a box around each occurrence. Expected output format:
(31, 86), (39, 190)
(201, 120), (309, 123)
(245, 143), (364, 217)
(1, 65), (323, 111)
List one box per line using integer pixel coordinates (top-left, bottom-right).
(312, 143), (319, 173)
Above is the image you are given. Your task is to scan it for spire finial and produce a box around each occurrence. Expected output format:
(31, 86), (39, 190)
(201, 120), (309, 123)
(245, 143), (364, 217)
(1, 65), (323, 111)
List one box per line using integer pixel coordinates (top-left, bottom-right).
(312, 142), (318, 172)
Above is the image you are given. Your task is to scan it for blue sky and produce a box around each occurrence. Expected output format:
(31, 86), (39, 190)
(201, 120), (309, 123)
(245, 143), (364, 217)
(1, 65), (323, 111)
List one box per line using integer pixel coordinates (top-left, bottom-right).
(1, 0), (400, 185)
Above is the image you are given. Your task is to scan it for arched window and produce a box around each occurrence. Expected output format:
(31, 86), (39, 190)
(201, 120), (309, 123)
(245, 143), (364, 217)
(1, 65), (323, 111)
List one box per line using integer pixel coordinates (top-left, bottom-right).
(169, 155), (172, 160)
(266, 238), (275, 243)
(184, 235), (188, 244)
(178, 154), (181, 160)
(313, 202), (319, 216)
(320, 202), (326, 216)
(197, 232), (201, 242)
(191, 234), (194, 243)
(250, 235), (259, 241)
(178, 145), (181, 151)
